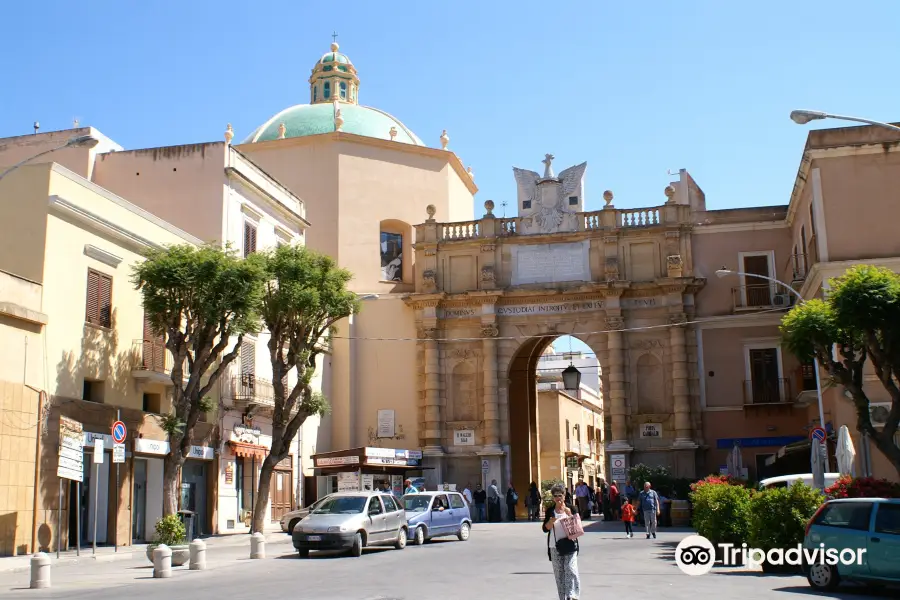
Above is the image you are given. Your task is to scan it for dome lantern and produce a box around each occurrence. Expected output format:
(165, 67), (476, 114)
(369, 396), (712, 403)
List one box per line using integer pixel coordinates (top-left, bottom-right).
(309, 40), (360, 106)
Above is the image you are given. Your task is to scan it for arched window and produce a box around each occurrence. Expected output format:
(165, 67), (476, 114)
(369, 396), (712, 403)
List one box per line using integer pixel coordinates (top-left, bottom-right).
(324, 81), (331, 99)
(340, 81), (347, 99)
(323, 65), (333, 72)
(313, 86), (317, 102)
(379, 219), (413, 283)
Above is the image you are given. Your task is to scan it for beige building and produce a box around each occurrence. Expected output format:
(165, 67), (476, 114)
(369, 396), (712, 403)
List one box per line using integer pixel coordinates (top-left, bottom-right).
(0, 162), (202, 555)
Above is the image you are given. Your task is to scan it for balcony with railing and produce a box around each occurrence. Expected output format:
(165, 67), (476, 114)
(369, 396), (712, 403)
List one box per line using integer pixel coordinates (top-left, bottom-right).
(743, 378), (793, 408)
(220, 374), (276, 414)
(131, 339), (173, 385)
(566, 439), (582, 455)
(731, 283), (796, 311)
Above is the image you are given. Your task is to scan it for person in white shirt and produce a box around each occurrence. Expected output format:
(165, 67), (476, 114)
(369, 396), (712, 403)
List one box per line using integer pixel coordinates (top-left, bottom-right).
(462, 483), (474, 506)
(542, 483), (581, 600)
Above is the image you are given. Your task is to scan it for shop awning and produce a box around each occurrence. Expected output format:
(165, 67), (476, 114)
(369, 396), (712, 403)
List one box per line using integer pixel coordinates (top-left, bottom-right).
(229, 441), (268, 460)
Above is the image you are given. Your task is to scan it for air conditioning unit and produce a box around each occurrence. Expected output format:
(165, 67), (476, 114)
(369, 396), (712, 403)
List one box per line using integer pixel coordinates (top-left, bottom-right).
(869, 402), (892, 428)
(773, 294), (793, 307)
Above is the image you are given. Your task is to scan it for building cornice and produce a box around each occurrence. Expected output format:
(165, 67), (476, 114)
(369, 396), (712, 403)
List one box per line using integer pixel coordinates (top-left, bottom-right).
(799, 256), (900, 299)
(694, 311), (785, 330)
(693, 220), (789, 235)
(48, 195), (166, 252)
(237, 131), (478, 196)
(48, 163), (202, 245)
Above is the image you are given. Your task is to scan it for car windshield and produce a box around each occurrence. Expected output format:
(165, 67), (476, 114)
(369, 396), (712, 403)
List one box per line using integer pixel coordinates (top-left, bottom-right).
(403, 495), (432, 512)
(311, 496), (367, 515)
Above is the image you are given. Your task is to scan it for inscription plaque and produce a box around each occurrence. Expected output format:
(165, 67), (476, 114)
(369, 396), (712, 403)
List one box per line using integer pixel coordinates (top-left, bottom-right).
(511, 241), (591, 285)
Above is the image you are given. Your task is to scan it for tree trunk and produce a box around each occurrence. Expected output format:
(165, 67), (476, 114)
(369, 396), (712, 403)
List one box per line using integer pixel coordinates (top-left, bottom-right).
(163, 454), (182, 517)
(251, 454), (278, 534)
(870, 429), (900, 479)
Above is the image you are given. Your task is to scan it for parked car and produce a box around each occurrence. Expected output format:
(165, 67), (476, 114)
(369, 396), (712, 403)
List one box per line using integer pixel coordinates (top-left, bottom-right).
(292, 491), (408, 558)
(402, 491), (472, 545)
(281, 494), (332, 534)
(803, 498), (900, 590)
(759, 473), (842, 490)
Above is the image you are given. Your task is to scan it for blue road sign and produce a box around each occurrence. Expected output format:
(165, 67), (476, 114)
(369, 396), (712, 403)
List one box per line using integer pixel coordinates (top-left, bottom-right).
(112, 421), (127, 444)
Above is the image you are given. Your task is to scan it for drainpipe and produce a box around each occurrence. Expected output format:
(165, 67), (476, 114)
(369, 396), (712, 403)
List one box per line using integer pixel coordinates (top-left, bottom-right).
(30, 389), (45, 553)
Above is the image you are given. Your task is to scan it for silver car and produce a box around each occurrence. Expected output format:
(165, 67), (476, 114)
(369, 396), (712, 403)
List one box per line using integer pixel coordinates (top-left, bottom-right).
(281, 494), (332, 534)
(292, 491), (408, 558)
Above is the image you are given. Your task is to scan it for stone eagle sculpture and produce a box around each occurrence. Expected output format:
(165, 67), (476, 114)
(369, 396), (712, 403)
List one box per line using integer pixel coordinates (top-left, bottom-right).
(513, 156), (587, 234)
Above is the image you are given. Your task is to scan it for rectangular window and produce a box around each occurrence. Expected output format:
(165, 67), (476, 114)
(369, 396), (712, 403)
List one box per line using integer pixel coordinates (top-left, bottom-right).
(814, 502), (872, 531)
(741, 253), (772, 306)
(874, 504), (900, 535)
(800, 226), (808, 272)
(809, 204), (816, 238)
(85, 269), (112, 328)
(83, 379), (104, 403)
(523, 200), (531, 210)
(748, 348), (780, 404)
(243, 221), (257, 257)
(380, 231), (402, 282)
(241, 339), (255, 377)
(565, 420), (570, 440)
(568, 196), (578, 206)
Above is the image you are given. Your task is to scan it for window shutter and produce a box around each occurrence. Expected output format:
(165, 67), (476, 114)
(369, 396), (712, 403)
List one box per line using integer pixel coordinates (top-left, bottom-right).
(244, 222), (257, 256)
(85, 270), (100, 324)
(98, 273), (112, 327)
(241, 340), (255, 376)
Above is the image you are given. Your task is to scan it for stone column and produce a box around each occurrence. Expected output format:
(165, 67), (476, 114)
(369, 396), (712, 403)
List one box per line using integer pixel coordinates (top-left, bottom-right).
(669, 314), (693, 444)
(481, 324), (501, 451)
(605, 316), (630, 449)
(423, 327), (443, 451)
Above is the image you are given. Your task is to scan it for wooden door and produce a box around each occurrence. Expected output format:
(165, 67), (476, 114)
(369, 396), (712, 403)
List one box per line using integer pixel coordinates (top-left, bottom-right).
(749, 348), (780, 403)
(270, 468), (292, 522)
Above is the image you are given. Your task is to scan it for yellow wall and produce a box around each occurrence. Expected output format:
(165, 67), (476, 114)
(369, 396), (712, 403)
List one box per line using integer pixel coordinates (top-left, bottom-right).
(0, 166), (51, 283)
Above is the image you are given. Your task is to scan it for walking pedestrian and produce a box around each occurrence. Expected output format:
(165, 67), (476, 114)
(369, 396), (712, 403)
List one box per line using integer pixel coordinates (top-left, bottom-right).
(527, 482), (541, 521)
(639, 482), (661, 539)
(609, 480), (620, 520)
(621, 497), (636, 538)
(574, 479), (590, 520)
(473, 483), (487, 522)
(506, 483), (519, 521)
(543, 483), (581, 600)
(488, 479), (501, 522)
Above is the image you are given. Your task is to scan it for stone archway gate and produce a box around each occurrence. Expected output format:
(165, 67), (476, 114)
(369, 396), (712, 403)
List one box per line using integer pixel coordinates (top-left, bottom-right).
(405, 191), (705, 497)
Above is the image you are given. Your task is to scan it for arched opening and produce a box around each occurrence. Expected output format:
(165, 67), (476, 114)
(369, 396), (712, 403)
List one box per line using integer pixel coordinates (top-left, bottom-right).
(506, 334), (605, 518)
(379, 219), (413, 287)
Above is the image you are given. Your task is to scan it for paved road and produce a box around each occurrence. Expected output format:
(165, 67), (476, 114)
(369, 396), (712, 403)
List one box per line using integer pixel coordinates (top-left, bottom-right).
(1, 520), (890, 599)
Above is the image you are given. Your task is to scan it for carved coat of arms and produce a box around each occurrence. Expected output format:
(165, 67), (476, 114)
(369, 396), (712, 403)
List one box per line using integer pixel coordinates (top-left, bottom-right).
(513, 154), (587, 235)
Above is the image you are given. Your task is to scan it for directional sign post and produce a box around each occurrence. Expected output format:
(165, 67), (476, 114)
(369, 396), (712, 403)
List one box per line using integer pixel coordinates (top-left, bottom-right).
(57, 416), (84, 558)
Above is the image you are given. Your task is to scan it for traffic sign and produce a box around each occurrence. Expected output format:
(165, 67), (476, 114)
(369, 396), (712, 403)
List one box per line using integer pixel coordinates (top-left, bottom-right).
(112, 421), (127, 444)
(113, 444), (126, 464)
(481, 459), (490, 472)
(93, 439), (105, 463)
(810, 426), (826, 442)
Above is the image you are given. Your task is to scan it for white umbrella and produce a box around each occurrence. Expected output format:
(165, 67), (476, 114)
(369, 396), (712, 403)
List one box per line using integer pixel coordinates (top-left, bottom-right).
(811, 438), (826, 490)
(836, 425), (857, 476)
(731, 444), (744, 477)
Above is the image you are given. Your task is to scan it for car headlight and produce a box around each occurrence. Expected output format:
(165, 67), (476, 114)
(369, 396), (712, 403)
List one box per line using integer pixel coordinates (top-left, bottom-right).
(327, 526), (350, 533)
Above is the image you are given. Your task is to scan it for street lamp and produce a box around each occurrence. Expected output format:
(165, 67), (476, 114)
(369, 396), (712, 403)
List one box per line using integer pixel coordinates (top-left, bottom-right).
(715, 268), (826, 429)
(561, 363), (581, 391)
(790, 110), (900, 133)
(0, 134), (100, 182)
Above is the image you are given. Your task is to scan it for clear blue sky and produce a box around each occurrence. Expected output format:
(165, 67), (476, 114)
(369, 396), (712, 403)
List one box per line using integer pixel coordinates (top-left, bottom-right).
(4, 0), (899, 355)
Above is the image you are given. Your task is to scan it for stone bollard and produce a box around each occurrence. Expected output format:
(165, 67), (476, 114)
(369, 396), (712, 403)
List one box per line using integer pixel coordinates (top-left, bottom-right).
(189, 538), (206, 570)
(30, 552), (51, 589)
(250, 532), (265, 559)
(153, 544), (172, 578)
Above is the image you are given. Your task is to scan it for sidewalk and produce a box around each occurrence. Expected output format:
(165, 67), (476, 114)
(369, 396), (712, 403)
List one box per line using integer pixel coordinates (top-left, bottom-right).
(0, 530), (293, 574)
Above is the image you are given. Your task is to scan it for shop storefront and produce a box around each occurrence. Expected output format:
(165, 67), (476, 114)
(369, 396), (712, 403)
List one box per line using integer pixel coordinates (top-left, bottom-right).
(311, 447), (424, 499)
(132, 437), (168, 543)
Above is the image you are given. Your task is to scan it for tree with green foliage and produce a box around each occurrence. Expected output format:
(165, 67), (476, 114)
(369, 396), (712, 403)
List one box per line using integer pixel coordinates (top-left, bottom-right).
(249, 245), (359, 534)
(133, 244), (265, 516)
(780, 265), (900, 477)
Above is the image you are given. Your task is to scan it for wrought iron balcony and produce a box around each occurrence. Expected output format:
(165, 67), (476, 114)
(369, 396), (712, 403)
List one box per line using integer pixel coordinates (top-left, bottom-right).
(743, 378), (792, 406)
(221, 375), (275, 413)
(731, 283), (795, 311)
(131, 339), (173, 385)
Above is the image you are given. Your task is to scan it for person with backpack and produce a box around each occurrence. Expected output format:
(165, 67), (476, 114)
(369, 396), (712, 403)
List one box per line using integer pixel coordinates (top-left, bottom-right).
(543, 483), (581, 600)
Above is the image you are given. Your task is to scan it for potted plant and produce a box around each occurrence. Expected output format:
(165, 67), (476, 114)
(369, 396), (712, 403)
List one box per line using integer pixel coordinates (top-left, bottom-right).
(749, 483), (824, 573)
(146, 515), (189, 566)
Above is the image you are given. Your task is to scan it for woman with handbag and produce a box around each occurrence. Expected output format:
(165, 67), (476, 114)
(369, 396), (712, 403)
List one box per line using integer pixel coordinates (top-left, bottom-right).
(542, 483), (581, 600)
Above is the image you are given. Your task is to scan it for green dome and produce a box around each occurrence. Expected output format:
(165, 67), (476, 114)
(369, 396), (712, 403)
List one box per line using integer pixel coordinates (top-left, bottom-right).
(321, 51), (350, 64)
(242, 103), (424, 146)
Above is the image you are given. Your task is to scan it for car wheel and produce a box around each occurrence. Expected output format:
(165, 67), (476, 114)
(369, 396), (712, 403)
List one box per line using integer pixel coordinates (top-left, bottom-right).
(297, 548), (309, 558)
(457, 522), (471, 541)
(288, 520), (299, 535)
(350, 532), (364, 558)
(395, 528), (407, 550)
(807, 563), (840, 591)
(414, 526), (425, 545)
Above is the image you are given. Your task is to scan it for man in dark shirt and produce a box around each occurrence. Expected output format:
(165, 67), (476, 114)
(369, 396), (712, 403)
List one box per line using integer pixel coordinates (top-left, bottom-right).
(473, 483), (487, 522)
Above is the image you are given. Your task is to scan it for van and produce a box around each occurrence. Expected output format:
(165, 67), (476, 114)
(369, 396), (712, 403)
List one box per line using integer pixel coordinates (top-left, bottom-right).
(758, 473), (842, 490)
